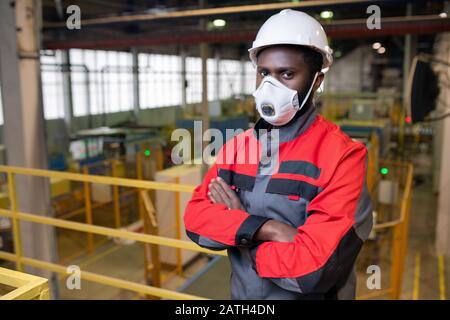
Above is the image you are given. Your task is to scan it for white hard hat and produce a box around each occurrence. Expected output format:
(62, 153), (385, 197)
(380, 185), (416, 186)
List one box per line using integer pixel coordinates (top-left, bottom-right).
(248, 9), (333, 69)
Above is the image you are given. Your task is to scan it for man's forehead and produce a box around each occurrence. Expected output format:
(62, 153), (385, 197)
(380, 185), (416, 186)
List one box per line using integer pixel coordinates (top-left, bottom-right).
(257, 46), (306, 67)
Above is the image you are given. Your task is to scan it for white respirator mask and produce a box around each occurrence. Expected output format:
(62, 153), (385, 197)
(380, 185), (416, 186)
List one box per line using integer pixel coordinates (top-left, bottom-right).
(252, 73), (318, 126)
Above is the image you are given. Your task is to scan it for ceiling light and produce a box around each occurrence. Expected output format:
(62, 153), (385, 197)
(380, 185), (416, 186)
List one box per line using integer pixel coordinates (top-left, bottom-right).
(212, 19), (226, 27)
(320, 11), (333, 19)
(377, 47), (386, 54)
(372, 42), (382, 50)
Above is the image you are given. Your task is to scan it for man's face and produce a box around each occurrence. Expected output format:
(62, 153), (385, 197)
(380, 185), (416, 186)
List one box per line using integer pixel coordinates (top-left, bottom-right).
(255, 45), (323, 93)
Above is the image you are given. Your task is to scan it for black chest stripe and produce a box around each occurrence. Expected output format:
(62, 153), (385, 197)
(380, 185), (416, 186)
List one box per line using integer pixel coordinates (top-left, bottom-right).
(218, 168), (255, 191)
(278, 160), (321, 179)
(266, 178), (319, 201)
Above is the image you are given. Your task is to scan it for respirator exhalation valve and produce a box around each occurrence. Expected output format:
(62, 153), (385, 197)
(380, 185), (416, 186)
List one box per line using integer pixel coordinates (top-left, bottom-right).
(261, 103), (275, 116)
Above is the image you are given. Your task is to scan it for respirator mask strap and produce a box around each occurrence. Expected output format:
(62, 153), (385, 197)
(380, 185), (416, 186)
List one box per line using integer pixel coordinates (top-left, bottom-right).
(296, 72), (319, 111)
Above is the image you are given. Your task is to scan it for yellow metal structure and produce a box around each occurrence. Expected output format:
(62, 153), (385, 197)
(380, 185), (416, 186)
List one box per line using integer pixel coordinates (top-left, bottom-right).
(0, 267), (50, 300)
(0, 164), (225, 300)
(358, 162), (413, 300)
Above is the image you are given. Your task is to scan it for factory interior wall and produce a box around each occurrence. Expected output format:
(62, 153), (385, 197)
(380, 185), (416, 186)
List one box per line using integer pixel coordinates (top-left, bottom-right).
(325, 45), (374, 92)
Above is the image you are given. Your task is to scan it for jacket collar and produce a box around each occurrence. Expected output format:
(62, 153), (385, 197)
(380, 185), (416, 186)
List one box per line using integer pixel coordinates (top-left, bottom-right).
(253, 105), (317, 143)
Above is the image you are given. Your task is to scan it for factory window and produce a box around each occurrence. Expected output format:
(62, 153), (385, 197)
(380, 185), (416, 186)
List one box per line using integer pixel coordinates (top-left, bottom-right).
(40, 50), (65, 120)
(185, 58), (256, 103)
(219, 59), (242, 99)
(244, 62), (257, 94)
(184, 57), (217, 104)
(36, 49), (257, 121)
(70, 49), (134, 116)
(139, 53), (182, 108)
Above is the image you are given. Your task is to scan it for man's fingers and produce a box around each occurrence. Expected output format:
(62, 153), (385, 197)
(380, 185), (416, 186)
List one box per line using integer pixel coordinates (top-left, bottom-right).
(209, 180), (229, 206)
(217, 177), (238, 201)
(215, 178), (244, 210)
(207, 191), (217, 203)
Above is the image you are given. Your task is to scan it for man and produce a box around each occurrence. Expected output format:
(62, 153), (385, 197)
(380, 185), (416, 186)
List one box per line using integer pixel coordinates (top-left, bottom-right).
(184, 9), (373, 300)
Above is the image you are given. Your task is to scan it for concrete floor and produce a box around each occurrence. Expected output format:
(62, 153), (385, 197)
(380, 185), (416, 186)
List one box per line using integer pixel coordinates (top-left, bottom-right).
(399, 178), (449, 300)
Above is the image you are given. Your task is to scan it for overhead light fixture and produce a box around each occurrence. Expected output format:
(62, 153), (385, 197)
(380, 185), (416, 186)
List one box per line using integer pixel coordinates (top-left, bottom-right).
(439, 12), (448, 18)
(320, 11), (333, 19)
(372, 42), (382, 50)
(212, 19), (226, 27)
(377, 47), (386, 54)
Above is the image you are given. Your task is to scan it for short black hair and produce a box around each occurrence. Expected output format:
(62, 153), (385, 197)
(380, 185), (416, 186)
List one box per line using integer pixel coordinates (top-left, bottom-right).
(256, 44), (324, 77)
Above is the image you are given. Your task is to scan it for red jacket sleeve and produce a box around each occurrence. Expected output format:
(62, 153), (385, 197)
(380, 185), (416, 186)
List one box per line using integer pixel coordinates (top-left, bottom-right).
(184, 164), (271, 250)
(250, 143), (372, 293)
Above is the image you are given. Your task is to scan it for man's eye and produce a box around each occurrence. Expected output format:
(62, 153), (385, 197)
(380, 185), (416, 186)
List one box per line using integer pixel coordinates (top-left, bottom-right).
(259, 70), (268, 77)
(282, 72), (293, 79)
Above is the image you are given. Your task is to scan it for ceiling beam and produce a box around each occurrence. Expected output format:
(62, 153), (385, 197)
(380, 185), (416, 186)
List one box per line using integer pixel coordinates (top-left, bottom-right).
(44, 14), (450, 50)
(43, 0), (383, 28)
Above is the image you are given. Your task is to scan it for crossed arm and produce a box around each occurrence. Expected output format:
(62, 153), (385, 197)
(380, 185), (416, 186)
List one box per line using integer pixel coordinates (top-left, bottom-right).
(184, 145), (371, 294)
(207, 176), (297, 243)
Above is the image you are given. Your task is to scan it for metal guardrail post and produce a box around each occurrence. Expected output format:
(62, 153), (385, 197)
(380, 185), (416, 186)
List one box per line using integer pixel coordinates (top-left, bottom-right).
(111, 160), (121, 229)
(390, 223), (403, 299)
(175, 176), (183, 276)
(7, 172), (23, 272)
(82, 166), (94, 254)
(389, 164), (413, 299)
(140, 190), (161, 300)
(136, 152), (150, 285)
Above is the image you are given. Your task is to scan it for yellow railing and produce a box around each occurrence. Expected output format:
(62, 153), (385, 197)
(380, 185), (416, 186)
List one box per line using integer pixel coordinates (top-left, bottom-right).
(0, 165), (226, 300)
(0, 267), (49, 300)
(55, 152), (159, 262)
(358, 162), (413, 300)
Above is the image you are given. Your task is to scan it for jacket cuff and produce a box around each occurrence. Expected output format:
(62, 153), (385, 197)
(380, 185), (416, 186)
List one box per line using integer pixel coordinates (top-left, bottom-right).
(250, 244), (259, 273)
(235, 215), (271, 246)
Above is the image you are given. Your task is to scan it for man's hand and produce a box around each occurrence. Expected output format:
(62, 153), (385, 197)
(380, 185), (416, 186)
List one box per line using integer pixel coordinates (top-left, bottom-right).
(254, 220), (298, 243)
(208, 177), (297, 243)
(208, 177), (244, 210)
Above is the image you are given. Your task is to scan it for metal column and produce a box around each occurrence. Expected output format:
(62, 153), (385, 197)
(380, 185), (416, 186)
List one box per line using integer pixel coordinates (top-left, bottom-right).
(401, 3), (416, 154)
(132, 47), (140, 121)
(0, 0), (59, 297)
(180, 46), (187, 109)
(436, 32), (450, 257)
(240, 55), (246, 96)
(61, 50), (74, 133)
(215, 48), (220, 100)
(200, 0), (210, 176)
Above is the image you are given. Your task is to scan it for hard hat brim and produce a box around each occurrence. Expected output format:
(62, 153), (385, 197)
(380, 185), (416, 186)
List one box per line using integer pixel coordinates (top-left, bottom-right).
(248, 43), (333, 70)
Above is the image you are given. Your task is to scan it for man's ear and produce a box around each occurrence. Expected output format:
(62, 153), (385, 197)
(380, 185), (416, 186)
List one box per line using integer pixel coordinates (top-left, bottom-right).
(313, 72), (324, 92)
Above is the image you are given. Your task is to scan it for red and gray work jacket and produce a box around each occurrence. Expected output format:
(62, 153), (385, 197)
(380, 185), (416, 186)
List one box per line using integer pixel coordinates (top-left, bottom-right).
(184, 106), (373, 299)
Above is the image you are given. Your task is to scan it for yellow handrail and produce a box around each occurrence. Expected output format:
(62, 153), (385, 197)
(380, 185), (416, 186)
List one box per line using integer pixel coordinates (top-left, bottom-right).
(0, 165), (225, 300)
(358, 162), (413, 300)
(0, 267), (50, 300)
(0, 209), (227, 256)
(0, 165), (195, 193)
